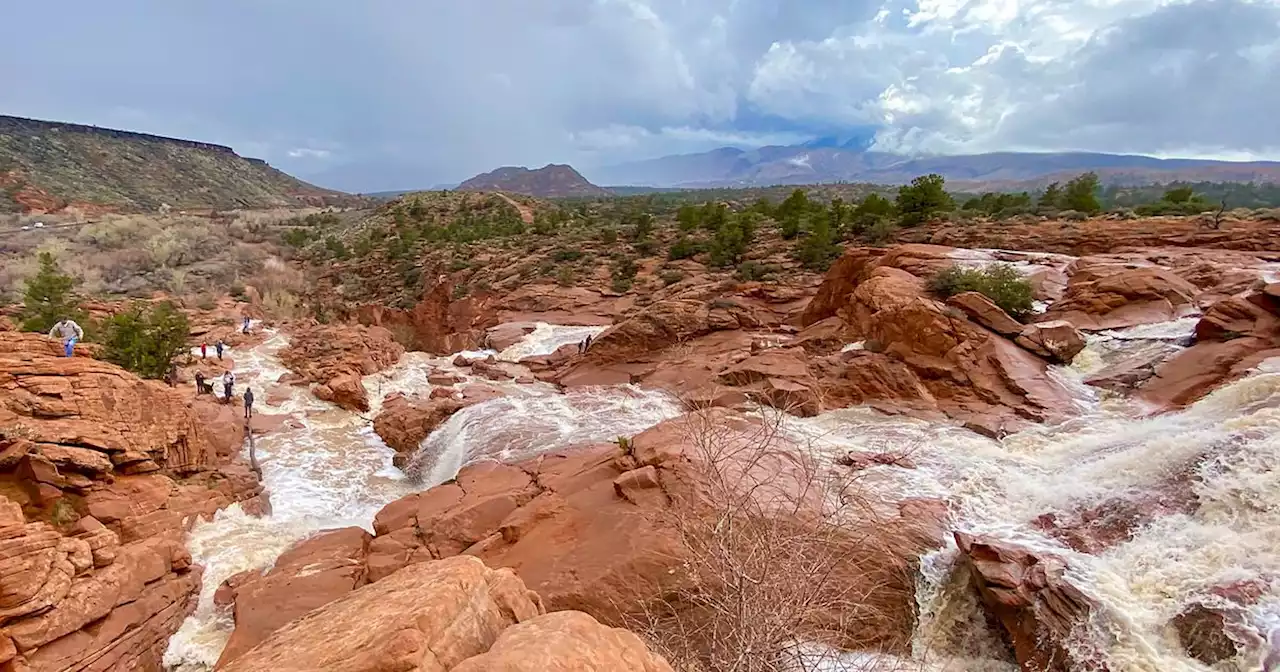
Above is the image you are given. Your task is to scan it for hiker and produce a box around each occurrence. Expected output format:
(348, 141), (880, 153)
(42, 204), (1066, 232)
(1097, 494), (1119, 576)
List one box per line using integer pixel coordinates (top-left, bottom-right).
(244, 387), (254, 420)
(584, 334), (593, 351)
(48, 318), (84, 358)
(201, 342), (208, 359)
(166, 363), (178, 387)
(195, 371), (206, 395)
(242, 316), (251, 334)
(216, 340), (225, 360)
(222, 370), (235, 403)
(577, 339), (584, 354)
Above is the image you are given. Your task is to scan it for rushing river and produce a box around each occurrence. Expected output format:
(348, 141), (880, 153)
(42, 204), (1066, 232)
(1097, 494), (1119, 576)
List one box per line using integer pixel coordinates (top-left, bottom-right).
(161, 323), (678, 670)
(164, 309), (1280, 671)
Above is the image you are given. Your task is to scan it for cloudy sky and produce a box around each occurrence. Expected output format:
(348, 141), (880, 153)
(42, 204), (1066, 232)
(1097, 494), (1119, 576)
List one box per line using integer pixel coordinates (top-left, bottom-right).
(3, 0), (1278, 191)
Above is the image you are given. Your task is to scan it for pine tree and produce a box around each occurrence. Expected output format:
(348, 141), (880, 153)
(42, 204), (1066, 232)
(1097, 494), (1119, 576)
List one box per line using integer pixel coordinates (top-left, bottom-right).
(21, 252), (82, 333)
(100, 301), (191, 379)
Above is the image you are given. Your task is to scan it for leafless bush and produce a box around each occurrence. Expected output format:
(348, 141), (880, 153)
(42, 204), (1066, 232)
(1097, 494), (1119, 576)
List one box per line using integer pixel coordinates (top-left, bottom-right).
(623, 406), (938, 672)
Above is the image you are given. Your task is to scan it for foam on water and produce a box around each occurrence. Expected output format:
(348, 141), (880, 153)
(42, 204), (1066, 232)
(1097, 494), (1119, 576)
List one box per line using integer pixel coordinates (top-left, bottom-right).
(163, 323), (675, 671)
(496, 322), (607, 362)
(785, 323), (1280, 670)
(409, 384), (685, 486)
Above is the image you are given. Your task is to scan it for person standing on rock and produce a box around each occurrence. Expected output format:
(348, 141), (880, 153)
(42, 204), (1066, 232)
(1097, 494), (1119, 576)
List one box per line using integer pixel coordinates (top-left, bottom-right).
(201, 342), (208, 359)
(166, 362), (178, 387)
(195, 371), (206, 395)
(222, 370), (235, 403)
(48, 318), (83, 357)
(242, 316), (251, 334)
(216, 340), (225, 360)
(244, 387), (254, 420)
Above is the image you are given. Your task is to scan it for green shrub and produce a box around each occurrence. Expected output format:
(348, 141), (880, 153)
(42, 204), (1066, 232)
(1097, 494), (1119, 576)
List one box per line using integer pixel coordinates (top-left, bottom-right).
(99, 300), (191, 379)
(659, 270), (685, 286)
(633, 240), (659, 257)
(734, 261), (776, 282)
(668, 237), (703, 261)
(552, 248), (584, 262)
(452, 284), (471, 299)
(927, 263), (1034, 320)
(864, 218), (899, 245)
(21, 252), (83, 333)
(556, 265), (576, 287)
(611, 257), (638, 293)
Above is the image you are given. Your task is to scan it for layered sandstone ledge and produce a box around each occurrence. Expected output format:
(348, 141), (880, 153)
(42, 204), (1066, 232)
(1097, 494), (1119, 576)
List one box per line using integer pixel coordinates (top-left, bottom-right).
(0, 330), (265, 672)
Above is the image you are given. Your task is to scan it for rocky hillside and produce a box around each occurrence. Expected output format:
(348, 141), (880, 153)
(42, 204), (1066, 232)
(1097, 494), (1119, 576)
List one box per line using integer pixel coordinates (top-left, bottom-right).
(0, 115), (357, 213)
(457, 164), (612, 198)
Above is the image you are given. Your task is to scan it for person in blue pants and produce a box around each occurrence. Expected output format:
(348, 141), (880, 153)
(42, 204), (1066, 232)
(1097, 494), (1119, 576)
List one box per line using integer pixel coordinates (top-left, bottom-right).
(49, 319), (84, 357)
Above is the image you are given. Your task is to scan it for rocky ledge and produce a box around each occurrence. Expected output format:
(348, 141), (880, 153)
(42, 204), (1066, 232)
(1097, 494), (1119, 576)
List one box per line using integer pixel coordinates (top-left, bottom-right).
(0, 330), (265, 671)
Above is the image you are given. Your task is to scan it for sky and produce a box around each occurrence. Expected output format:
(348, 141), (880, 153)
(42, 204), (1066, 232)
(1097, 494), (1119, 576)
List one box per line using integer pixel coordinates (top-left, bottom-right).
(3, 0), (1279, 192)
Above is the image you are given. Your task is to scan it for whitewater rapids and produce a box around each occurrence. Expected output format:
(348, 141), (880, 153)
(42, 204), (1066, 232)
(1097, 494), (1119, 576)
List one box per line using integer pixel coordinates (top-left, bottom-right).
(163, 316), (1280, 671)
(161, 324), (679, 670)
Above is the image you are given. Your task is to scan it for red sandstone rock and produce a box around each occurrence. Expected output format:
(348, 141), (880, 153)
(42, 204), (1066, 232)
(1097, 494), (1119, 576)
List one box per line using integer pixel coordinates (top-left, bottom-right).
(1042, 267), (1199, 330)
(799, 246), (1076, 429)
(1140, 290), (1280, 409)
(372, 395), (479, 466)
(0, 332), (264, 672)
(947, 291), (1023, 336)
(1015, 320), (1087, 363)
(955, 533), (1100, 672)
(218, 555), (671, 672)
(214, 527), (371, 667)
(279, 324), (403, 412)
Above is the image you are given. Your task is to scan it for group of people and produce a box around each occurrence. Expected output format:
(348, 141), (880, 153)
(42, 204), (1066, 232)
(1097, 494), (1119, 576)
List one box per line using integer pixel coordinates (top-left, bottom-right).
(577, 334), (594, 354)
(49, 315), (256, 421)
(200, 340), (227, 360)
(193, 369), (254, 419)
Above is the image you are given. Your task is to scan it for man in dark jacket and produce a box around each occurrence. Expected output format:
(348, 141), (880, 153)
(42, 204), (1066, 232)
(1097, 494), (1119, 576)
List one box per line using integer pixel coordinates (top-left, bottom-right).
(243, 387), (255, 420)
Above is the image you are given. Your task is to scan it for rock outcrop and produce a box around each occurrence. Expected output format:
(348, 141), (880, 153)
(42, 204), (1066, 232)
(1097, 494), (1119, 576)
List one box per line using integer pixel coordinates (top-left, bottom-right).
(955, 533), (1102, 672)
(213, 527), (371, 667)
(1140, 286), (1280, 409)
(1040, 266), (1199, 331)
(372, 388), (502, 468)
(218, 555), (672, 672)
(355, 280), (498, 355)
(798, 245), (1079, 434)
(279, 324), (404, 412)
(0, 332), (265, 672)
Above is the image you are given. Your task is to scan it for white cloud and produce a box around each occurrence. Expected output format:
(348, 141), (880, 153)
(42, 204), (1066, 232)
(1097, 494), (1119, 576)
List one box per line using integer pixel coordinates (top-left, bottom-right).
(286, 148), (332, 160)
(1, 0), (1277, 190)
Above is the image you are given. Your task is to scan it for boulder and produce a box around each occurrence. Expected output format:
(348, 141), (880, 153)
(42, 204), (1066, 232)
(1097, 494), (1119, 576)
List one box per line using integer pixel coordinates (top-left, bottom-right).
(1140, 290), (1280, 409)
(1015, 320), (1087, 363)
(215, 527), (371, 667)
(485, 322), (538, 351)
(217, 556), (544, 672)
(279, 324), (403, 410)
(955, 533), (1101, 672)
(372, 395), (478, 465)
(450, 610), (673, 672)
(947, 291), (1023, 336)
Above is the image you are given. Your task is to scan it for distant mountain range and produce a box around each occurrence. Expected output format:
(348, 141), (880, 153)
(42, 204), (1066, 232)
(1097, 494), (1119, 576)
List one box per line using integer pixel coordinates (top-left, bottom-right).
(456, 164), (612, 198)
(0, 114), (358, 213)
(585, 145), (1280, 190)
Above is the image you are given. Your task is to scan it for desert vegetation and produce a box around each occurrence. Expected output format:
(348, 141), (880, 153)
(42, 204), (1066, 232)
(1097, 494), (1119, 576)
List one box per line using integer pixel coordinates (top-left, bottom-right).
(621, 408), (936, 672)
